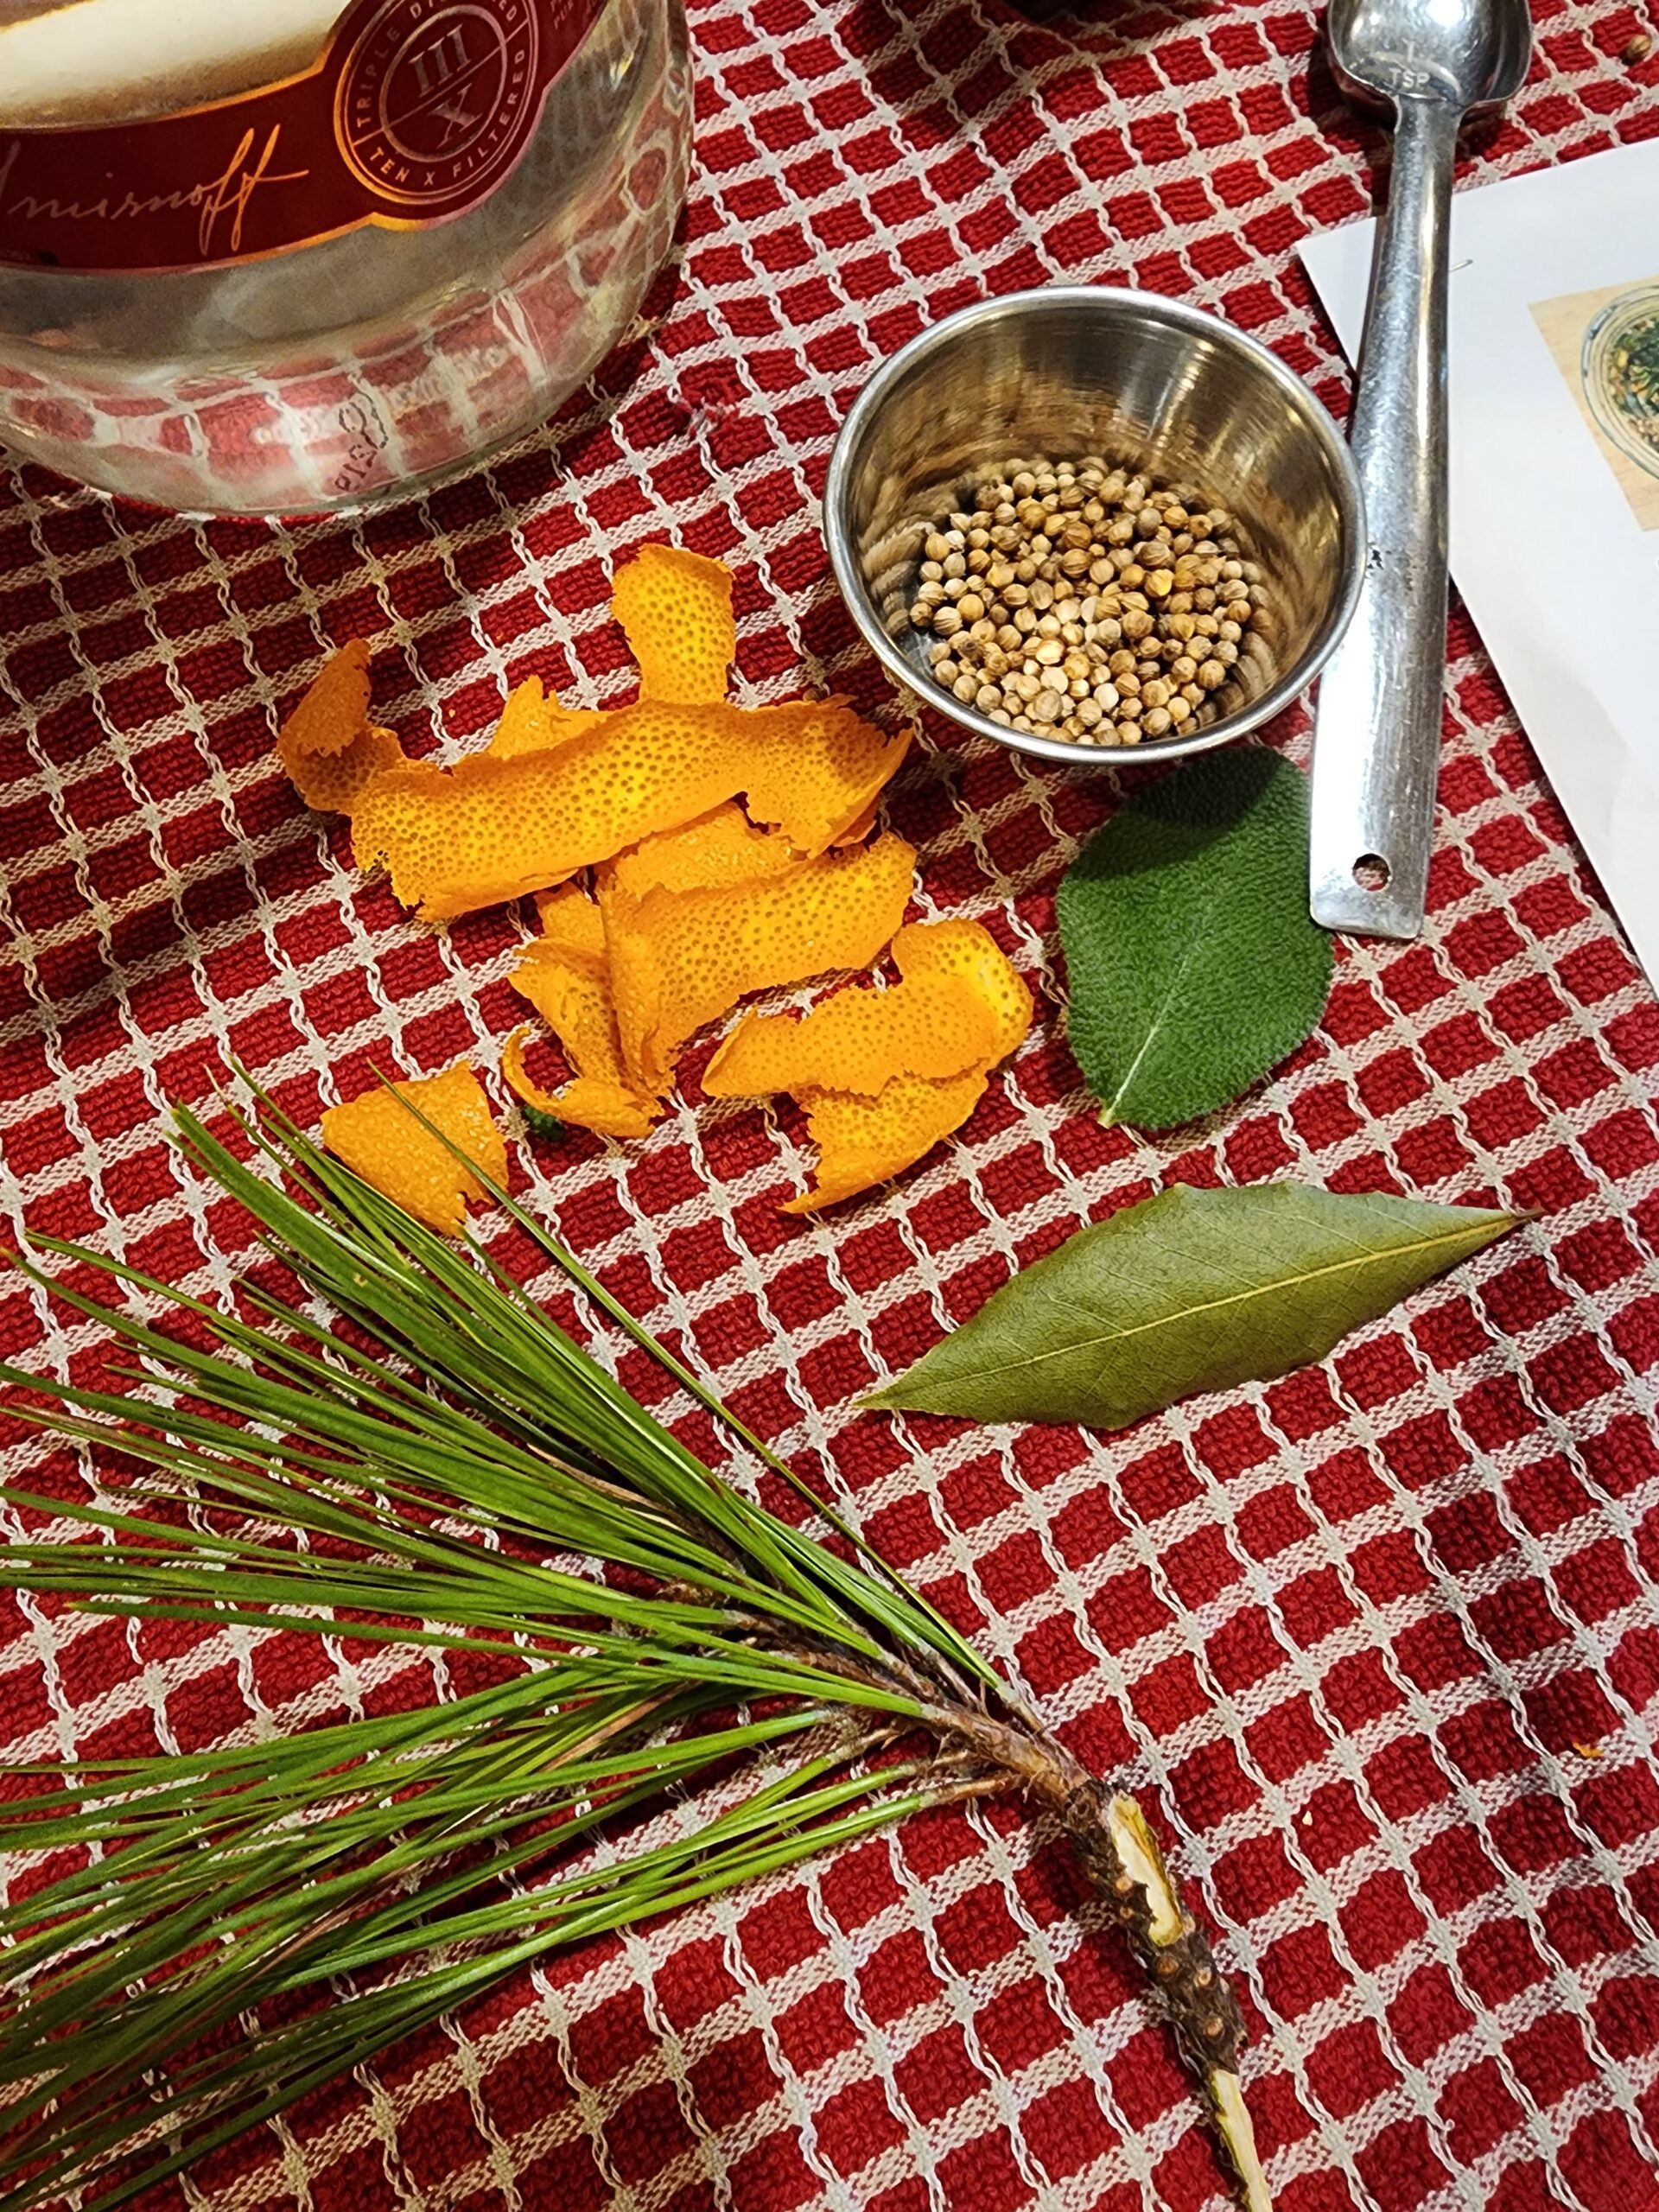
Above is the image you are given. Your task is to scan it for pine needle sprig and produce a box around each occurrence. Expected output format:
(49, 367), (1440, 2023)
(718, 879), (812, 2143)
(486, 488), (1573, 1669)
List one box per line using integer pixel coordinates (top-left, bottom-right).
(0, 1089), (1272, 2211)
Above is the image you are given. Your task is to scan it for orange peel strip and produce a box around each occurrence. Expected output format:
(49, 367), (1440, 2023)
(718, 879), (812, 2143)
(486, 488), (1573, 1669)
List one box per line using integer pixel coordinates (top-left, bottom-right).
(321, 1062), (505, 1237)
(353, 702), (761, 921)
(612, 544), (735, 704)
(502, 1027), (660, 1142)
(703, 920), (1029, 1101)
(512, 943), (661, 1138)
(705, 972), (993, 1100)
(741, 697), (910, 858)
(280, 639), (371, 760)
(606, 834), (916, 1097)
(486, 676), (607, 760)
(351, 696), (907, 922)
(285, 721), (405, 815)
(781, 1071), (988, 1213)
(532, 883), (608, 976)
(278, 637), (409, 813)
(885, 918), (1034, 1066)
(605, 801), (800, 903)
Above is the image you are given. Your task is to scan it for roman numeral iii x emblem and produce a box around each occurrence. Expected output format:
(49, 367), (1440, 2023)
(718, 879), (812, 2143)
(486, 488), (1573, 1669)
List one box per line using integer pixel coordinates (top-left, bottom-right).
(409, 24), (478, 143)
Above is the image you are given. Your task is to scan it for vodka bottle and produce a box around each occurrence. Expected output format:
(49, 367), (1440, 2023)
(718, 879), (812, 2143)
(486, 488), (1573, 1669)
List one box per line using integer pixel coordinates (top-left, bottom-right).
(0, 0), (691, 513)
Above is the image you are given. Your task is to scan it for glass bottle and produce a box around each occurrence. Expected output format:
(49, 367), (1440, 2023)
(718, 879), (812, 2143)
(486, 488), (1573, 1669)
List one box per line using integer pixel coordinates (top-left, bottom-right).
(0, 0), (691, 515)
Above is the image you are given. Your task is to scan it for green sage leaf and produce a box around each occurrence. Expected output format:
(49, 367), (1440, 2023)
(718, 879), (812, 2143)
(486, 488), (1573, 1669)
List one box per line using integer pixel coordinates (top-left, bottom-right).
(863, 1182), (1525, 1428)
(1057, 747), (1333, 1130)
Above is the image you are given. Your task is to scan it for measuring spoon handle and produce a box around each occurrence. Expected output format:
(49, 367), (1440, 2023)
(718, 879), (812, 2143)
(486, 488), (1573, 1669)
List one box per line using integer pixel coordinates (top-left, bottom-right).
(1309, 94), (1462, 940)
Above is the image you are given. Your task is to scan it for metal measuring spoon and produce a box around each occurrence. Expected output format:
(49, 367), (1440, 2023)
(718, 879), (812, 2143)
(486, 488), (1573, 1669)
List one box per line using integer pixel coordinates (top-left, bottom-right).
(1307, 0), (1531, 938)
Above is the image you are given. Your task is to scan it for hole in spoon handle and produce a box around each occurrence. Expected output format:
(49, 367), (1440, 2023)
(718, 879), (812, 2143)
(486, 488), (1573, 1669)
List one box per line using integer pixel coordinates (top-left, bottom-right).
(1309, 838), (1429, 940)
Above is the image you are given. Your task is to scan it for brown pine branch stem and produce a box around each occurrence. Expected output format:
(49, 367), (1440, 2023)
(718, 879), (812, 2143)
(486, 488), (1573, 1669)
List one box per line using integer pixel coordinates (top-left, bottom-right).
(921, 1703), (1274, 2212)
(765, 1629), (1269, 2205)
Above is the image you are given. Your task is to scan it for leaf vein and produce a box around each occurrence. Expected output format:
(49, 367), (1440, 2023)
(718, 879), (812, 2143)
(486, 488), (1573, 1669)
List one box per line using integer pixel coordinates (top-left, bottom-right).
(950, 1222), (1508, 1384)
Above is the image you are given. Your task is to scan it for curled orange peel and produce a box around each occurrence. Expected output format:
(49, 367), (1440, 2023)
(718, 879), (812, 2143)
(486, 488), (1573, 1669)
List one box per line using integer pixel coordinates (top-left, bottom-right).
(782, 1072), (989, 1213)
(330, 546), (907, 920)
(738, 696), (909, 857)
(350, 702), (742, 920)
(502, 1027), (660, 1142)
(321, 1063), (505, 1236)
(892, 918), (1034, 1068)
(486, 676), (606, 761)
(288, 722), (405, 816)
(702, 919), (1033, 1211)
(704, 920), (1027, 1101)
(605, 801), (800, 903)
(533, 882), (608, 977)
(277, 639), (408, 814)
(281, 638), (370, 760)
(351, 696), (907, 923)
(510, 915), (661, 1140)
(605, 834), (916, 1097)
(612, 543), (735, 704)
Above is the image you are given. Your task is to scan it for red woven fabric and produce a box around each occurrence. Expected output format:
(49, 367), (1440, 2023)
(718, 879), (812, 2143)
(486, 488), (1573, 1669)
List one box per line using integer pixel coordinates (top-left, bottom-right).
(3, 0), (1659, 2206)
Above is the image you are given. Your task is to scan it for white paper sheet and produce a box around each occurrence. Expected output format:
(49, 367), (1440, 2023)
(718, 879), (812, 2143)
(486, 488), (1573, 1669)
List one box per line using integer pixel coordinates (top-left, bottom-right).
(1300, 143), (1659, 983)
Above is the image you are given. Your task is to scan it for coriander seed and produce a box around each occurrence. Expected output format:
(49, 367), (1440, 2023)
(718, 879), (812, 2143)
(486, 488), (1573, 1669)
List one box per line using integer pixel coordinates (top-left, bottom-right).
(906, 453), (1274, 746)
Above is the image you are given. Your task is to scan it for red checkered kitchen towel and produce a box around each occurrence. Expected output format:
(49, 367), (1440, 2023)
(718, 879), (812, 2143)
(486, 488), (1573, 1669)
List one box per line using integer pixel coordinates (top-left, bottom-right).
(3, 0), (1659, 2204)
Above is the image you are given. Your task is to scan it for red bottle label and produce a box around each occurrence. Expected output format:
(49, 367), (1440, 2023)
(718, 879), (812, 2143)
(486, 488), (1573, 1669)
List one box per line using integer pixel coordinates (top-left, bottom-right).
(0, 0), (606, 276)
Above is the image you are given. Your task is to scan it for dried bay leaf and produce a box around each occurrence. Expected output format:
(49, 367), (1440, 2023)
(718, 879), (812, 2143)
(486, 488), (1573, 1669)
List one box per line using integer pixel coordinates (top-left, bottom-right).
(1058, 748), (1333, 1130)
(863, 1182), (1526, 1428)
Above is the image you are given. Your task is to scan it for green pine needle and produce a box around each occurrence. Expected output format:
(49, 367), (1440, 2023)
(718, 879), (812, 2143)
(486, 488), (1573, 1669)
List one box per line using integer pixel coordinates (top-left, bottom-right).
(0, 1089), (1007, 2209)
(0, 1084), (1273, 2212)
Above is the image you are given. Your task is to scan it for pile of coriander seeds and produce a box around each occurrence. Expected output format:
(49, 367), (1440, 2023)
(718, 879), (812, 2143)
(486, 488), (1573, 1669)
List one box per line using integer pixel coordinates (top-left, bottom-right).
(908, 456), (1272, 745)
